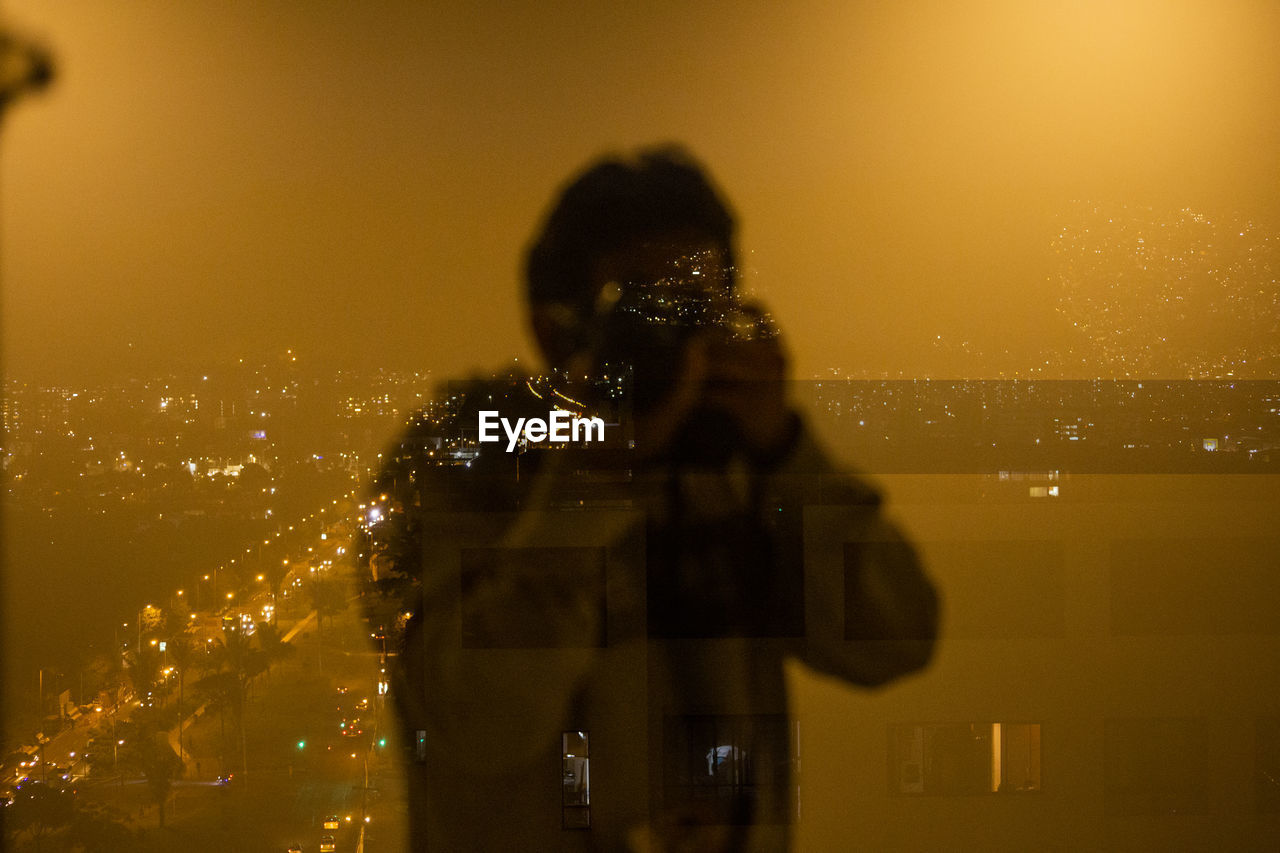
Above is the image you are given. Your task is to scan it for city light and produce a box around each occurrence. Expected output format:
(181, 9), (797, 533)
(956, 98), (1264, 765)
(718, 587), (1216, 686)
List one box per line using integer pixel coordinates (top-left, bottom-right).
(4, 8), (1279, 840)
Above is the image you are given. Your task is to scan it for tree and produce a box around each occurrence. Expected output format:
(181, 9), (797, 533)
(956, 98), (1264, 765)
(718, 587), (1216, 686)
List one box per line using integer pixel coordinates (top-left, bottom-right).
(118, 711), (183, 828)
(5, 781), (74, 852)
(195, 628), (263, 780)
(165, 637), (197, 762)
(191, 670), (237, 774)
(124, 645), (162, 708)
(253, 620), (294, 684)
(138, 732), (183, 828)
(160, 604), (186, 642)
(308, 575), (348, 669)
(309, 576), (347, 631)
(100, 648), (129, 710)
(358, 499), (420, 657)
(66, 802), (136, 852)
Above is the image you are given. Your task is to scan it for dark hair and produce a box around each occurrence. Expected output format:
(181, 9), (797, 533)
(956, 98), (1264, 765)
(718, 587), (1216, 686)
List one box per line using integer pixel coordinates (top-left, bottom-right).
(524, 145), (736, 311)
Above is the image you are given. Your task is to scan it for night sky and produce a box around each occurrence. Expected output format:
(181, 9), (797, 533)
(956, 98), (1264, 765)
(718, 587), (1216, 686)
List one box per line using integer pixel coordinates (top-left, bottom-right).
(5, 0), (1280, 382)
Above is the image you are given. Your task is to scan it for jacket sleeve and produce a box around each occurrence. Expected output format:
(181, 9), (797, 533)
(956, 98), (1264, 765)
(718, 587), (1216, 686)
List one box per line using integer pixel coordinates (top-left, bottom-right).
(767, 421), (940, 687)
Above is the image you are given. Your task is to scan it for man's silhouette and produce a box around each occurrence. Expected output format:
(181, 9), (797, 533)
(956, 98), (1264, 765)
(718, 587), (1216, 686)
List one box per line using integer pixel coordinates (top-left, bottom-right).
(360, 145), (937, 851)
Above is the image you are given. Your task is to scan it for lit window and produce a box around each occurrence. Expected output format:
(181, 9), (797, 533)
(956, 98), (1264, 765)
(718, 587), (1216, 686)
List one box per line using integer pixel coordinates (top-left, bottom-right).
(562, 731), (590, 829)
(889, 722), (1042, 795)
(664, 715), (796, 824)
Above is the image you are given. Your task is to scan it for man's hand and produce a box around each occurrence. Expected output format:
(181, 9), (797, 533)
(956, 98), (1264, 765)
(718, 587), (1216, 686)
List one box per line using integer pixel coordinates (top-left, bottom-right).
(633, 302), (795, 463)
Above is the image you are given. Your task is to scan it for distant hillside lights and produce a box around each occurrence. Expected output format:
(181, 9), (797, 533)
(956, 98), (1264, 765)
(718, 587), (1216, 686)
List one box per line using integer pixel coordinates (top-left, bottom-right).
(478, 409), (606, 452)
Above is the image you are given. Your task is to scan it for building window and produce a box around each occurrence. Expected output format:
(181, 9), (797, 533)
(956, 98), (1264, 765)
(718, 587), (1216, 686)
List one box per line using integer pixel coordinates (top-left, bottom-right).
(913, 540), (1065, 640)
(888, 723), (1042, 795)
(663, 715), (796, 825)
(1110, 538), (1280, 636)
(1104, 717), (1207, 816)
(562, 731), (590, 829)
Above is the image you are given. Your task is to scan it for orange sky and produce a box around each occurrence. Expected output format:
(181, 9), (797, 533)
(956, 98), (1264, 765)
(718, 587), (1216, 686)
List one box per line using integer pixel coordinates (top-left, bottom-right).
(4, 0), (1279, 381)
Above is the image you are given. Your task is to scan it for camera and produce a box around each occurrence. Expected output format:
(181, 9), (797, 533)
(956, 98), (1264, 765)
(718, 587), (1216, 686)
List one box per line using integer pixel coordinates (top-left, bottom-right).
(583, 263), (778, 464)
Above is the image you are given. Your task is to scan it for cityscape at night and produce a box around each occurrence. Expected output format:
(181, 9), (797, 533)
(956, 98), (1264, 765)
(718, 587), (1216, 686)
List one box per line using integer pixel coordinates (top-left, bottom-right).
(4, 353), (1278, 848)
(1049, 204), (1280, 378)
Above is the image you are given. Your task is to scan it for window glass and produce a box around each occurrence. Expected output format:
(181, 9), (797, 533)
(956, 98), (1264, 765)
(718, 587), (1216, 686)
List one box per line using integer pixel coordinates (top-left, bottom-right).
(888, 722), (1042, 795)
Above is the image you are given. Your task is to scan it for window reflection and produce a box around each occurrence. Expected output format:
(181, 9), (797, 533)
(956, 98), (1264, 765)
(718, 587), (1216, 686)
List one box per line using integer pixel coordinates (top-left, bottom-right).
(562, 731), (590, 829)
(664, 715), (796, 825)
(889, 722), (1042, 796)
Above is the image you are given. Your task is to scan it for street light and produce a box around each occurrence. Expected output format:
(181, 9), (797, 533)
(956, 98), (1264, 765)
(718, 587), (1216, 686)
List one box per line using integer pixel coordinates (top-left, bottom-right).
(136, 604), (157, 654)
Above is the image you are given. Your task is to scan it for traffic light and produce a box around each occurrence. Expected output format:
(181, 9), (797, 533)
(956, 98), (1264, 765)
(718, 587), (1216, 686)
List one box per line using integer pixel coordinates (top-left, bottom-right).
(297, 739), (306, 750)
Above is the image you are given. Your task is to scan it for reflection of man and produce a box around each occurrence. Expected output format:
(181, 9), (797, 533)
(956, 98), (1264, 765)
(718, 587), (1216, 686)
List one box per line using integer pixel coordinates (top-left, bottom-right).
(360, 146), (938, 851)
(0, 28), (54, 118)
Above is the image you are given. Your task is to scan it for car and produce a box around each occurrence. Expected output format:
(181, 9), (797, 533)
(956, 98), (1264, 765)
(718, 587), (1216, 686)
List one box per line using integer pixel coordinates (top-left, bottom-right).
(319, 837), (336, 853)
(286, 847), (303, 853)
(322, 815), (340, 830)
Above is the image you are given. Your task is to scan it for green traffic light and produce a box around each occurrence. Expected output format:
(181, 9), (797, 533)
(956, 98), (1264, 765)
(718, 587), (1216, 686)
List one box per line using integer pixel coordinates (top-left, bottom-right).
(297, 740), (306, 750)
(378, 738), (387, 748)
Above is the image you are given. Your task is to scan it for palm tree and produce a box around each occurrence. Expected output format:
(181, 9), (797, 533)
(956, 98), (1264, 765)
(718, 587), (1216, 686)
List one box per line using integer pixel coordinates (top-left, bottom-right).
(197, 628), (264, 780)
(191, 669), (236, 775)
(118, 709), (183, 828)
(253, 620), (294, 684)
(310, 575), (347, 631)
(138, 735), (182, 828)
(166, 637), (196, 762)
(308, 575), (348, 669)
(6, 779), (74, 852)
(100, 649), (128, 709)
(124, 644), (162, 709)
